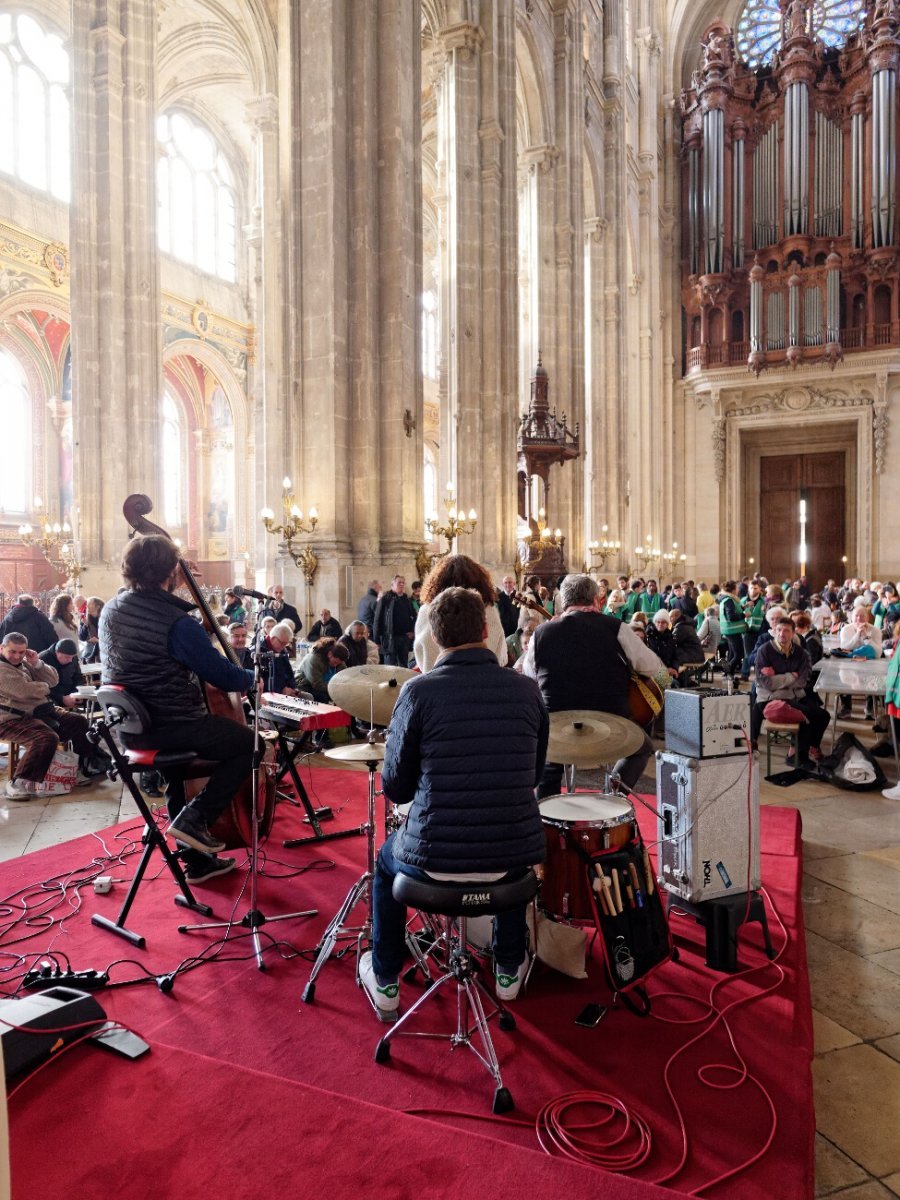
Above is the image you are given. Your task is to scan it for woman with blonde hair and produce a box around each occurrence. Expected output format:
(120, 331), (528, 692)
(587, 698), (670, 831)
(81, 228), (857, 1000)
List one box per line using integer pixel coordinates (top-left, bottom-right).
(413, 555), (509, 672)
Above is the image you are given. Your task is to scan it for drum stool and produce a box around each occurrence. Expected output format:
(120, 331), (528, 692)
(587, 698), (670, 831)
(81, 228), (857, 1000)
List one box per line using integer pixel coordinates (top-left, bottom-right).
(761, 720), (800, 776)
(373, 869), (538, 1114)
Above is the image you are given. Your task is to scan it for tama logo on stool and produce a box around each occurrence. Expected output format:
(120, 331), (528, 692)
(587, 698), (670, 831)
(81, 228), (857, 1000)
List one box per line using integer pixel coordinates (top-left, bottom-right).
(462, 892), (491, 906)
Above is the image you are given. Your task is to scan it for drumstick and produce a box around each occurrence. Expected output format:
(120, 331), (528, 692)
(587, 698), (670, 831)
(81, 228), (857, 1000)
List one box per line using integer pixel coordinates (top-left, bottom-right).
(593, 876), (611, 916)
(600, 872), (616, 916)
(642, 846), (656, 895)
(611, 869), (623, 914)
(625, 882), (636, 909)
(627, 862), (644, 908)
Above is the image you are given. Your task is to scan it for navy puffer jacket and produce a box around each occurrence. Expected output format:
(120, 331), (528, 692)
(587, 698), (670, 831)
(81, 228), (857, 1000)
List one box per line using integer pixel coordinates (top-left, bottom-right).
(384, 647), (549, 874)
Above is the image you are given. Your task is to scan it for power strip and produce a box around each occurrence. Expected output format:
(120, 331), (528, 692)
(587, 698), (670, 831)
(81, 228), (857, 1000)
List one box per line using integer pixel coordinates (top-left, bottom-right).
(22, 966), (109, 992)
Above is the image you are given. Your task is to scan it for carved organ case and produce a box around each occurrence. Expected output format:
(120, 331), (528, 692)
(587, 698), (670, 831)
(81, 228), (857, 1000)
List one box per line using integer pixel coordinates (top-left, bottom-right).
(681, 1), (900, 377)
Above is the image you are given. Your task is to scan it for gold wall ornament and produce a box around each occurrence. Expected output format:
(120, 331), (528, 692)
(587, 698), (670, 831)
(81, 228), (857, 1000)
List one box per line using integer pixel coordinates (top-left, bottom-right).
(191, 302), (211, 338)
(42, 242), (69, 287)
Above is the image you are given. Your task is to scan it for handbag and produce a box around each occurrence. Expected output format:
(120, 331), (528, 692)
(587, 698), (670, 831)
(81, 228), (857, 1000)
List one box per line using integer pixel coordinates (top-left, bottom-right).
(763, 699), (807, 724)
(31, 744), (79, 796)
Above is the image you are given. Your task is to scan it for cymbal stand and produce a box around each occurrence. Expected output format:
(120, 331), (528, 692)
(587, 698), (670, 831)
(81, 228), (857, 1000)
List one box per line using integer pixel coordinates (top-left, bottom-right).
(179, 652), (318, 970)
(301, 729), (383, 1004)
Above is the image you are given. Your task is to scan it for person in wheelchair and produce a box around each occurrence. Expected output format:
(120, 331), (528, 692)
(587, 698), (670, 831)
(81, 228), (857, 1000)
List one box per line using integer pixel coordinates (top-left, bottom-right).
(360, 586), (548, 1021)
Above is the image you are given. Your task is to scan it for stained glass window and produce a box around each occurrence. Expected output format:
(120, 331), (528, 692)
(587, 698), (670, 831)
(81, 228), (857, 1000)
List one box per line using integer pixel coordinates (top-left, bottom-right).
(736, 0), (865, 70)
(0, 12), (70, 201)
(157, 111), (237, 283)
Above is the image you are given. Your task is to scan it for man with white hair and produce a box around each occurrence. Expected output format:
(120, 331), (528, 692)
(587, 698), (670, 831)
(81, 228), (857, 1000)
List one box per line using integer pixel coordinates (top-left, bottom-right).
(521, 574), (665, 796)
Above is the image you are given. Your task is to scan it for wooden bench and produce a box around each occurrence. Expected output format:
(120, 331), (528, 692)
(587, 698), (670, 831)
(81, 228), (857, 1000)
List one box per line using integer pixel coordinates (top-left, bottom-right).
(1, 741), (21, 779)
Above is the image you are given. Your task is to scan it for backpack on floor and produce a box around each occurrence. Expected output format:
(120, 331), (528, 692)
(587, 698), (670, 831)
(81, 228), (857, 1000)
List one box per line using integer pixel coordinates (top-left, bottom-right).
(817, 732), (887, 792)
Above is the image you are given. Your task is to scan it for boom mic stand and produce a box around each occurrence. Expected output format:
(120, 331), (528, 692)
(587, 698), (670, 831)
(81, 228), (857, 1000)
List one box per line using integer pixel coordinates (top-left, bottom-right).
(179, 650), (318, 970)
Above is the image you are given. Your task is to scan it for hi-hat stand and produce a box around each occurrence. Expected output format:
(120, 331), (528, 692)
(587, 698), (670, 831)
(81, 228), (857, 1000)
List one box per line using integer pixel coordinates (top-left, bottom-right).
(301, 734), (383, 1003)
(179, 654), (318, 970)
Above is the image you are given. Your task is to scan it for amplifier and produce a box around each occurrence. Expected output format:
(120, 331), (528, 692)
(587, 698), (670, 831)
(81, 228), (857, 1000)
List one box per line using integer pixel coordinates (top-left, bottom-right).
(655, 750), (760, 903)
(664, 688), (750, 759)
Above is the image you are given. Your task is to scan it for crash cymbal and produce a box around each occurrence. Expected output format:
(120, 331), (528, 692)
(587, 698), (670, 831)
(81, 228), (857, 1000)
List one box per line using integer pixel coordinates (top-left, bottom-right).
(327, 664), (416, 725)
(547, 710), (644, 766)
(323, 741), (386, 763)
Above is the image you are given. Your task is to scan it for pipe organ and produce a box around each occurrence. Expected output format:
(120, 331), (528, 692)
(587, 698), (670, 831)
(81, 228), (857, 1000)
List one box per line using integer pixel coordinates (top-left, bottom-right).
(681, 1), (900, 376)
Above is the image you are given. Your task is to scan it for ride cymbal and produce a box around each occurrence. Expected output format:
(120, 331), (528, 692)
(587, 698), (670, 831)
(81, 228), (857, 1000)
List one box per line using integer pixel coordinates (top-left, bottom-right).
(547, 709), (644, 766)
(327, 664), (416, 725)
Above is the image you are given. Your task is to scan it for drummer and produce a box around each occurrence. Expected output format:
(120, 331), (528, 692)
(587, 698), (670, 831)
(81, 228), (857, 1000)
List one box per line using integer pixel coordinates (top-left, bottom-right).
(359, 586), (548, 1021)
(520, 573), (665, 798)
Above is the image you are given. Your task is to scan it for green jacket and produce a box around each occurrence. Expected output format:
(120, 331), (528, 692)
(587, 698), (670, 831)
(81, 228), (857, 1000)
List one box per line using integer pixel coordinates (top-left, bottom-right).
(744, 596), (765, 632)
(639, 593), (662, 615)
(887, 651), (900, 713)
(720, 595), (747, 636)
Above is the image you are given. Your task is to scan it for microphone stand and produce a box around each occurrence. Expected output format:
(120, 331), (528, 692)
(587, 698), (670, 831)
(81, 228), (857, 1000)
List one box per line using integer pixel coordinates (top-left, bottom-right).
(179, 649), (318, 970)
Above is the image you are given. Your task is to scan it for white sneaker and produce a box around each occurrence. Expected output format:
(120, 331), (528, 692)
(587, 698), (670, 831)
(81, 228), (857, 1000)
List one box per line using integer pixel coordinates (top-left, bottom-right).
(358, 951), (400, 1022)
(5, 778), (33, 800)
(882, 782), (900, 800)
(495, 954), (530, 1002)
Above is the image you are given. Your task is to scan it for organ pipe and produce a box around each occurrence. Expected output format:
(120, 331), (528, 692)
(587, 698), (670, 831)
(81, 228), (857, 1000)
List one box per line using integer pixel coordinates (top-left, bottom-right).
(784, 83), (809, 236)
(750, 268), (763, 352)
(753, 123), (779, 247)
(826, 262), (840, 344)
(733, 136), (745, 268)
(814, 113), (842, 238)
(767, 291), (785, 351)
(804, 286), (822, 346)
(788, 275), (801, 347)
(689, 146), (700, 274)
(703, 108), (725, 273)
(872, 69), (897, 248)
(851, 110), (864, 249)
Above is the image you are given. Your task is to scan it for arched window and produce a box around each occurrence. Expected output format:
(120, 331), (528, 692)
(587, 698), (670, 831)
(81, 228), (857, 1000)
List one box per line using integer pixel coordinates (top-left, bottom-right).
(736, 0), (865, 70)
(157, 111), (237, 282)
(162, 392), (186, 529)
(0, 12), (70, 201)
(0, 349), (31, 513)
(422, 290), (438, 380)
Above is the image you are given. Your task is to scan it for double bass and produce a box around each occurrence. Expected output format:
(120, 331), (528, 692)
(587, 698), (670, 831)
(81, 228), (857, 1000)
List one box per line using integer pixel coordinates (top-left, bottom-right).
(122, 494), (276, 848)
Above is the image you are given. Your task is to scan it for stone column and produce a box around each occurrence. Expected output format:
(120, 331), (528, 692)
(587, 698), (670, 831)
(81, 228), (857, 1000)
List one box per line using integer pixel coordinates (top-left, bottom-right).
(246, 93), (283, 588)
(69, 1), (161, 568)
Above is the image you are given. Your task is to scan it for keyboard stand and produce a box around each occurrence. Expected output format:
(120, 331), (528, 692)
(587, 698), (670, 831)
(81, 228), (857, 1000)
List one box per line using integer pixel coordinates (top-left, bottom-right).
(266, 724), (365, 848)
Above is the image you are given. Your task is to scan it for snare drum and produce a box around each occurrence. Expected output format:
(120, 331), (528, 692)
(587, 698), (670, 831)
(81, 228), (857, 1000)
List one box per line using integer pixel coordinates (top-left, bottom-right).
(539, 793), (637, 921)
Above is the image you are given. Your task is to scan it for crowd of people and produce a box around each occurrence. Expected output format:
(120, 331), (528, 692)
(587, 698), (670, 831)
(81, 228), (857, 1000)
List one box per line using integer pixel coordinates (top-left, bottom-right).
(2, 554), (898, 994)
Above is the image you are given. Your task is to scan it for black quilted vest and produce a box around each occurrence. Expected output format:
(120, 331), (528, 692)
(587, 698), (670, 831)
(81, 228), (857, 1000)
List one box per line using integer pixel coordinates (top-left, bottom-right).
(99, 589), (205, 727)
(532, 610), (631, 718)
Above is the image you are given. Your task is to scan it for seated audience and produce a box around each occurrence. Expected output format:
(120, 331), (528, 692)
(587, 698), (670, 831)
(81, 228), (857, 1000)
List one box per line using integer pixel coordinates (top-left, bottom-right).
(506, 617), (538, 666)
(79, 597), (104, 664)
(646, 609), (678, 678)
(338, 621), (370, 668)
(604, 588), (627, 619)
(296, 637), (350, 702)
(0, 633), (96, 798)
(308, 608), (342, 640)
(809, 593), (833, 631)
(38, 638), (86, 706)
(670, 608), (705, 670)
(50, 594), (79, 642)
(750, 616), (829, 764)
(227, 622), (253, 669)
(223, 590), (246, 625)
(839, 605), (882, 657)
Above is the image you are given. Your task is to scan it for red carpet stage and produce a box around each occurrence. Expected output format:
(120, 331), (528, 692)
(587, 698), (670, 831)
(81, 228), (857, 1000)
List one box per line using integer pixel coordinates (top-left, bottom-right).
(3, 767), (814, 1199)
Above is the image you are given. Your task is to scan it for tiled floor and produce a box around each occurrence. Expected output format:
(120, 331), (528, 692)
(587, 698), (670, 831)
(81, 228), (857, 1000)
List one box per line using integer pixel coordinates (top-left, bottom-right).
(1, 728), (899, 1197)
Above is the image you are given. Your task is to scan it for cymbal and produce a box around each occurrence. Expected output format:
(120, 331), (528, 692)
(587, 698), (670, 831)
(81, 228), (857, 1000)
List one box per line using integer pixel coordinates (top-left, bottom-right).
(323, 741), (386, 763)
(328, 664), (416, 725)
(547, 710), (644, 766)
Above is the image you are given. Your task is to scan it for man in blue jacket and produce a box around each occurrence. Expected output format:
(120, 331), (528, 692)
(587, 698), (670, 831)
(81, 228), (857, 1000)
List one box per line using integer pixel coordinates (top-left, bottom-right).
(360, 586), (548, 1022)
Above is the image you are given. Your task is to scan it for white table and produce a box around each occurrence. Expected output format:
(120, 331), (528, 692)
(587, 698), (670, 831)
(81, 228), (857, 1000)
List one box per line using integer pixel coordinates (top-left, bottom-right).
(80, 662), (102, 678)
(814, 658), (897, 766)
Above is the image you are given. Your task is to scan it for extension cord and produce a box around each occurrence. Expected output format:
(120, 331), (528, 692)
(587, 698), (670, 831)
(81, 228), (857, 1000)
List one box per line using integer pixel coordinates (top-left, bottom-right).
(22, 965), (110, 992)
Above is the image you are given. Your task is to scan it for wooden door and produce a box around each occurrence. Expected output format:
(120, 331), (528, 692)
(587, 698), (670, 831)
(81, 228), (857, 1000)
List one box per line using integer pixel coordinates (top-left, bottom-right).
(759, 451), (845, 588)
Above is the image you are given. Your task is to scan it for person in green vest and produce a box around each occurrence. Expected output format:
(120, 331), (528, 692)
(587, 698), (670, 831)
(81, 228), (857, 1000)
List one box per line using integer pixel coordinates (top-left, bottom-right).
(621, 580), (644, 622)
(720, 580), (747, 679)
(639, 578), (662, 616)
(740, 580), (766, 682)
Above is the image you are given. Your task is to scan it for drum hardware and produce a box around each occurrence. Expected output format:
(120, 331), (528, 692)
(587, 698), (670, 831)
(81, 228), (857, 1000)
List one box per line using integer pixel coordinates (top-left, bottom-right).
(301, 733), (385, 1004)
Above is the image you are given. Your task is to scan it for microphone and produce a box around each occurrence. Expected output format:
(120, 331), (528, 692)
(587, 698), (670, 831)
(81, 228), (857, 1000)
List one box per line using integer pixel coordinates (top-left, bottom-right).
(231, 585), (276, 603)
